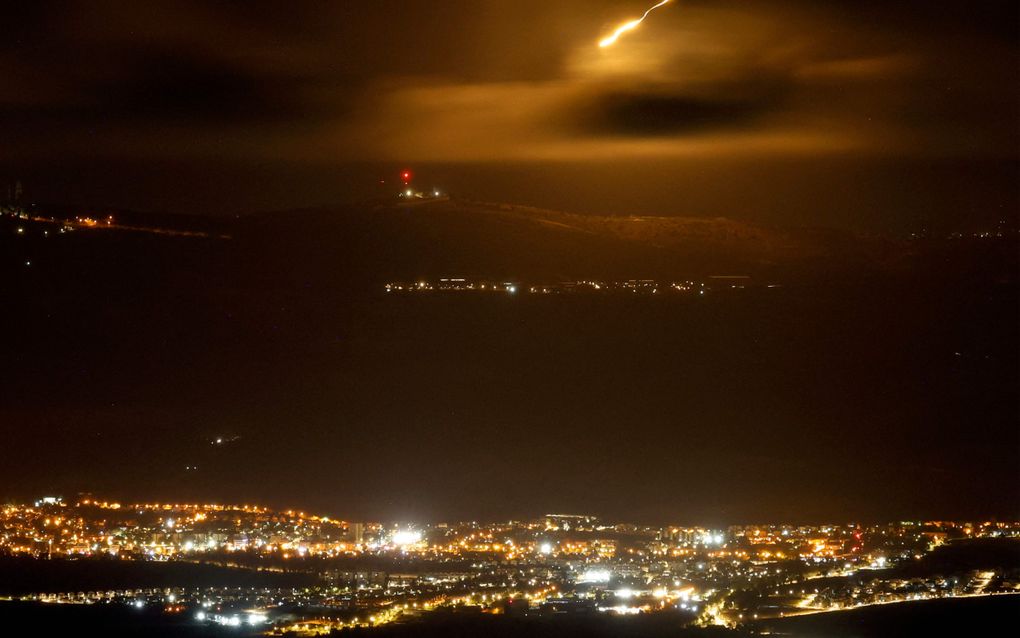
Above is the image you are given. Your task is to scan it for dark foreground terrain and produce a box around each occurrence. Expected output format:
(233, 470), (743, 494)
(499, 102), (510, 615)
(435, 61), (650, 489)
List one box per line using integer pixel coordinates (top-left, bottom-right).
(753, 594), (1020, 638)
(0, 557), (315, 597)
(1, 596), (1017, 637)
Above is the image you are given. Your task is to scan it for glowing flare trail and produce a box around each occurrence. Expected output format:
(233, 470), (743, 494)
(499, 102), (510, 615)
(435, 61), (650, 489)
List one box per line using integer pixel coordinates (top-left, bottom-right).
(599, 0), (672, 48)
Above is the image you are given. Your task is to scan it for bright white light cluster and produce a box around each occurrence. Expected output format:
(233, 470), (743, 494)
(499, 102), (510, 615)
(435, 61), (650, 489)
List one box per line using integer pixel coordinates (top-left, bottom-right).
(208, 612), (268, 627)
(578, 568), (611, 583)
(392, 530), (423, 546)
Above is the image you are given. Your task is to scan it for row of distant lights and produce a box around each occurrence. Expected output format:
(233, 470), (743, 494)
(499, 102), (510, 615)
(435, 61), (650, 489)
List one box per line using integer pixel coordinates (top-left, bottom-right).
(134, 600), (268, 628)
(388, 282), (516, 294)
(401, 189), (443, 198)
(194, 610), (268, 626)
(389, 281), (721, 296)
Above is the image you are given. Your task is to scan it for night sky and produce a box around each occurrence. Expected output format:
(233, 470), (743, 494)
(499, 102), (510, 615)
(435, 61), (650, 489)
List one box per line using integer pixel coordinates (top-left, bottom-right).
(1, 0), (1017, 230)
(1, 2), (1017, 523)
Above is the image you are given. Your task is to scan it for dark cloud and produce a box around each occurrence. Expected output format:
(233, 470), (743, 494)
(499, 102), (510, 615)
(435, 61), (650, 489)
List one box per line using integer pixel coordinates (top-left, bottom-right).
(584, 91), (771, 136)
(573, 78), (789, 137)
(94, 52), (302, 124)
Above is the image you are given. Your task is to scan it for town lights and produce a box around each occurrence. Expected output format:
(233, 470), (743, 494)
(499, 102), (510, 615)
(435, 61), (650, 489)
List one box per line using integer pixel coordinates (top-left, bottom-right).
(247, 612), (268, 625)
(579, 569), (611, 583)
(392, 530), (422, 546)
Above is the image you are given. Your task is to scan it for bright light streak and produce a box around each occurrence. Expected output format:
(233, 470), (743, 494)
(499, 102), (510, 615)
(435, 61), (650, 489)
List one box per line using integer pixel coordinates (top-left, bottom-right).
(599, 0), (672, 48)
(602, 605), (641, 614)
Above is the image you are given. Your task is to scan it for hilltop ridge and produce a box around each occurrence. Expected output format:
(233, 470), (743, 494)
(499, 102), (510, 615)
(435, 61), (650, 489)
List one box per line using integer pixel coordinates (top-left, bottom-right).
(237, 197), (900, 283)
